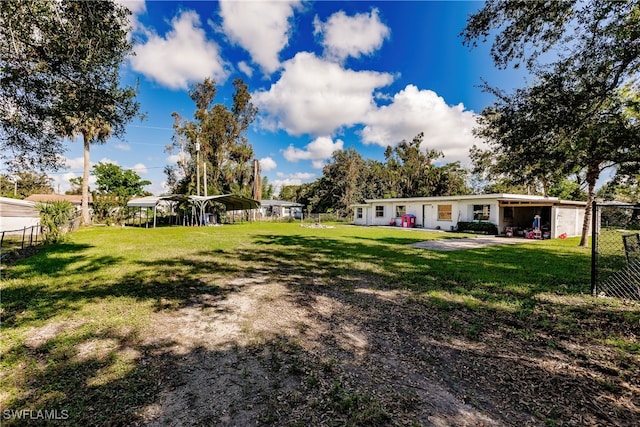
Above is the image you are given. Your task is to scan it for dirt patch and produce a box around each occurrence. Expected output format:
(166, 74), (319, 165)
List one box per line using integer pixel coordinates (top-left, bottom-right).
(136, 274), (513, 426)
(124, 264), (640, 426)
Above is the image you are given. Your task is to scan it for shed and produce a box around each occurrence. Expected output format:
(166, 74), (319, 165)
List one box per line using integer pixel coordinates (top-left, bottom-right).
(0, 197), (40, 233)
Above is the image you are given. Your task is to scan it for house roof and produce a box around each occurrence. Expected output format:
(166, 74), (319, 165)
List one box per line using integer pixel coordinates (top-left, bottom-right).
(25, 194), (91, 204)
(0, 196), (38, 217)
(260, 199), (303, 208)
(355, 193), (587, 207)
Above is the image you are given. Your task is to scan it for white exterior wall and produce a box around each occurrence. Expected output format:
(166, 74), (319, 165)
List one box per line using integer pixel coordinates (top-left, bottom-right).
(353, 206), (368, 225)
(360, 200), (502, 230)
(553, 205), (587, 238)
(0, 217), (40, 234)
(351, 195), (586, 237)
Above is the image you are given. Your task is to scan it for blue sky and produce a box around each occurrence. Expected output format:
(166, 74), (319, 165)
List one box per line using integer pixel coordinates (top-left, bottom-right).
(50, 0), (529, 195)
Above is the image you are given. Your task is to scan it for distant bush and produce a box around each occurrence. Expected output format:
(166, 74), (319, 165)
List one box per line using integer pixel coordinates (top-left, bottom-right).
(457, 221), (498, 235)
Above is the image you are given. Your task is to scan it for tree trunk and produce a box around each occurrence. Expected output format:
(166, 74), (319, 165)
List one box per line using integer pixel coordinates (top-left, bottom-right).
(579, 163), (600, 247)
(81, 132), (91, 225)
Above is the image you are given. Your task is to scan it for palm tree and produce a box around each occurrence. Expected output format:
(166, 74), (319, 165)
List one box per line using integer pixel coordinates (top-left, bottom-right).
(72, 118), (111, 225)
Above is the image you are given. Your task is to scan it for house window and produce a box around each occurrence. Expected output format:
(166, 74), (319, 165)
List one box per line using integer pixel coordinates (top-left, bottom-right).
(473, 204), (491, 221)
(375, 206), (384, 218)
(395, 205), (406, 217)
(356, 207), (363, 219)
(437, 204), (452, 221)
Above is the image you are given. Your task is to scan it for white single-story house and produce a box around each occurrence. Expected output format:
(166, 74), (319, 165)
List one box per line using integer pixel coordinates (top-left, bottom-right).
(351, 194), (588, 238)
(0, 197), (40, 233)
(260, 199), (303, 219)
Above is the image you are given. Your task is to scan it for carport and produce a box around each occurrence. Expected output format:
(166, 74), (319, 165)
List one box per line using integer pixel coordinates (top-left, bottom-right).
(498, 198), (586, 238)
(126, 194), (260, 228)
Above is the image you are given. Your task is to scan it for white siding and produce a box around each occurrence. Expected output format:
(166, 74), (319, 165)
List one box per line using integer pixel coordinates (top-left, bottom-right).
(553, 206), (586, 238)
(0, 217), (40, 233)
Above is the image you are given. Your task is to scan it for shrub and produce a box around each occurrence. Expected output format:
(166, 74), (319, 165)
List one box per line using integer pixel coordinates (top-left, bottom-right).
(37, 201), (76, 243)
(456, 221), (498, 235)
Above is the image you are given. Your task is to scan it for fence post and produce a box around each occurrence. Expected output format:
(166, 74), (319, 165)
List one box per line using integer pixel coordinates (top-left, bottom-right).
(21, 226), (26, 250)
(591, 201), (598, 296)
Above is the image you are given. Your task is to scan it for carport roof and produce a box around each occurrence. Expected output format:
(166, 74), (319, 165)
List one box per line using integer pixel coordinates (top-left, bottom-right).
(127, 194), (260, 210)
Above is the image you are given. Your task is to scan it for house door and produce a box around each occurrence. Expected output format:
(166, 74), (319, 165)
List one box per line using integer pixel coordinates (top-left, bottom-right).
(422, 204), (434, 228)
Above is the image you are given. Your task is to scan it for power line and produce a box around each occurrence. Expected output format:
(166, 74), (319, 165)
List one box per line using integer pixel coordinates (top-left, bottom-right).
(37, 165), (169, 175)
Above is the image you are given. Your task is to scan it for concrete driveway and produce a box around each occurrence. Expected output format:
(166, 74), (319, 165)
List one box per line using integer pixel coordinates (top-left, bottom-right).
(409, 236), (539, 251)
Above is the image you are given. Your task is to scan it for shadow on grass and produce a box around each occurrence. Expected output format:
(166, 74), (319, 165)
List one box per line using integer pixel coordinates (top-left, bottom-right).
(2, 228), (638, 425)
(2, 249), (238, 329)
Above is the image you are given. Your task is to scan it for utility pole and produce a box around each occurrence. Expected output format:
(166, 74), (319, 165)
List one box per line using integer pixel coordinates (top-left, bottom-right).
(203, 162), (207, 197)
(195, 140), (201, 196)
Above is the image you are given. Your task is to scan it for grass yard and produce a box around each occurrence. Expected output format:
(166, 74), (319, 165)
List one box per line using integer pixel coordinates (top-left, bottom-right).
(1, 223), (638, 426)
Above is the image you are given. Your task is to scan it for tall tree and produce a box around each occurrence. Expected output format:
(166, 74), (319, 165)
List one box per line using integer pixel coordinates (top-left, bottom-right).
(166, 78), (257, 196)
(1, 1), (141, 209)
(312, 148), (367, 216)
(261, 176), (274, 200)
(0, 171), (53, 198)
(92, 162), (151, 198)
(91, 162), (150, 224)
(383, 133), (468, 198)
(463, 0), (640, 246)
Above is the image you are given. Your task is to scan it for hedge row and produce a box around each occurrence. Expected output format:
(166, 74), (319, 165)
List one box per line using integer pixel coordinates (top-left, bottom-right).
(456, 221), (498, 235)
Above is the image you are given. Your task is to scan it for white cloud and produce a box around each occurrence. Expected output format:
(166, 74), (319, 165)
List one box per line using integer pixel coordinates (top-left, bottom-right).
(237, 61), (254, 78)
(51, 172), (97, 195)
(131, 10), (228, 89)
(259, 157), (277, 172)
(313, 8), (390, 62)
(272, 172), (316, 196)
(50, 172), (77, 194)
(114, 143), (131, 151)
(115, 0), (146, 33)
(97, 158), (119, 166)
(276, 172), (315, 180)
(130, 163), (148, 174)
(166, 153), (182, 164)
(282, 136), (343, 169)
(361, 85), (481, 164)
(253, 52), (394, 136)
(64, 157), (85, 170)
(219, 0), (301, 75)
(116, 0), (146, 16)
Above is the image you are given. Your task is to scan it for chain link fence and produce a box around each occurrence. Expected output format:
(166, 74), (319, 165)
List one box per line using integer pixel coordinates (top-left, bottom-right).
(591, 202), (640, 301)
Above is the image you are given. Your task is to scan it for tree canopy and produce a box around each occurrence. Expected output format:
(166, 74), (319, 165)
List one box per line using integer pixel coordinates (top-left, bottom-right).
(92, 162), (151, 199)
(1, 0), (140, 170)
(280, 134), (471, 216)
(463, 0), (640, 246)
(1, 0), (142, 225)
(165, 78), (258, 197)
(0, 171), (53, 199)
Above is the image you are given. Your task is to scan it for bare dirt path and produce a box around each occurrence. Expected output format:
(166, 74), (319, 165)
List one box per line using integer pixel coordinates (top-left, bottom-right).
(136, 273), (512, 426)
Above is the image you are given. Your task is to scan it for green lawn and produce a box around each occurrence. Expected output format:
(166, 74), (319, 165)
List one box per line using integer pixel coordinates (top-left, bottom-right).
(1, 223), (638, 425)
